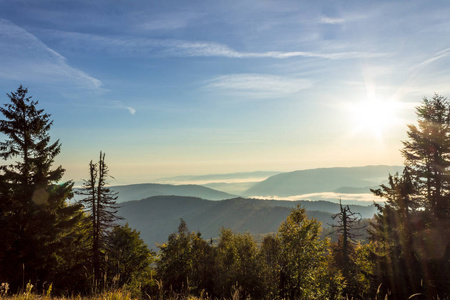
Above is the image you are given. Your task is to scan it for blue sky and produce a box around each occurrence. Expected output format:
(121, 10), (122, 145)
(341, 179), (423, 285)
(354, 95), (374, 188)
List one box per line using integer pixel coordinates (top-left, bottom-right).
(1, 0), (450, 184)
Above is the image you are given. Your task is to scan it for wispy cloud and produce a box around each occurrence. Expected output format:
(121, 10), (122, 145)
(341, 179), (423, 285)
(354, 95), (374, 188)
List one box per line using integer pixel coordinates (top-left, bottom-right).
(172, 40), (383, 59)
(0, 19), (102, 90)
(44, 30), (385, 60)
(319, 16), (345, 24)
(204, 74), (314, 98)
(111, 100), (137, 115)
(413, 47), (450, 70)
(126, 107), (136, 115)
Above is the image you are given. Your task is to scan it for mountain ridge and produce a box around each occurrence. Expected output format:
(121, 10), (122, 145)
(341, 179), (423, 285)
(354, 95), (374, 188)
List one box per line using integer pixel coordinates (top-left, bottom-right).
(117, 195), (377, 248)
(243, 165), (404, 197)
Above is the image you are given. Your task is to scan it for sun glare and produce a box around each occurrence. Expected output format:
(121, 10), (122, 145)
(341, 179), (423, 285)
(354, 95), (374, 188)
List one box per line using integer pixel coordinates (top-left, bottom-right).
(348, 97), (400, 138)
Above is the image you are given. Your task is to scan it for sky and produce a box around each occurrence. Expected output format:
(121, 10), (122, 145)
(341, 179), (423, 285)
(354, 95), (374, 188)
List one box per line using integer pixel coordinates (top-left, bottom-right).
(1, 0), (450, 185)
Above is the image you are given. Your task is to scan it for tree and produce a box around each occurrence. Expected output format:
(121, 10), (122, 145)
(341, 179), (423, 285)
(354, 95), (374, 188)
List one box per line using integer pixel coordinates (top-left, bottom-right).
(157, 219), (200, 296)
(78, 151), (122, 286)
(370, 171), (423, 298)
(402, 94), (450, 220)
(105, 224), (155, 296)
(277, 205), (343, 299)
(214, 228), (269, 299)
(370, 94), (450, 298)
(157, 219), (218, 298)
(0, 86), (86, 290)
(328, 201), (367, 298)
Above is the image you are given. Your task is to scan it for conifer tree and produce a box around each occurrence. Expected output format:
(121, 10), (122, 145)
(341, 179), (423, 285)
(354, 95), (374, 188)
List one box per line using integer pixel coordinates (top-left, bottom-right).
(78, 151), (122, 285)
(402, 94), (450, 220)
(371, 94), (450, 298)
(0, 86), (85, 289)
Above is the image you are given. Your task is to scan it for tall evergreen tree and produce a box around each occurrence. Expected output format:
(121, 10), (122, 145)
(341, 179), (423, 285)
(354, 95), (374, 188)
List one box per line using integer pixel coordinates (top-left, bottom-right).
(402, 94), (450, 220)
(0, 86), (86, 290)
(78, 151), (122, 285)
(371, 94), (450, 298)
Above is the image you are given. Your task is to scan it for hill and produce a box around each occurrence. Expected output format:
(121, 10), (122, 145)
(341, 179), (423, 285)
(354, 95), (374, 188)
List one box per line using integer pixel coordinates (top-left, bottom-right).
(107, 183), (236, 202)
(117, 196), (377, 248)
(243, 165), (403, 197)
(155, 171), (280, 183)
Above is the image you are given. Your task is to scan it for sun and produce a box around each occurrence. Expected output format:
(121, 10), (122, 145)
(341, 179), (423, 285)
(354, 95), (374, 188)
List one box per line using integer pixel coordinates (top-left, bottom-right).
(348, 96), (400, 138)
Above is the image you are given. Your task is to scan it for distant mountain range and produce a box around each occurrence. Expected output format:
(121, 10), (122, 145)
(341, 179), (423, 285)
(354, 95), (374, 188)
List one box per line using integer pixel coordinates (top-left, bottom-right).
(71, 165), (403, 205)
(117, 196), (377, 249)
(243, 165), (404, 197)
(109, 183), (236, 202)
(155, 171), (280, 183)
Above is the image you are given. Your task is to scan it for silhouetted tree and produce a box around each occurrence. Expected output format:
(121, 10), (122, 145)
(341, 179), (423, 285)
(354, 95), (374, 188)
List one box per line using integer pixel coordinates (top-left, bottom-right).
(330, 201), (364, 267)
(371, 94), (450, 298)
(78, 151), (122, 286)
(0, 86), (86, 290)
(402, 94), (450, 220)
(328, 201), (368, 298)
(105, 223), (155, 296)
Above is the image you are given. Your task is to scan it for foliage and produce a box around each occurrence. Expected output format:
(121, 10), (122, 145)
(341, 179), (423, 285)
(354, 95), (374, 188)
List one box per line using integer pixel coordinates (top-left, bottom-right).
(105, 224), (155, 297)
(156, 208), (345, 300)
(156, 219), (216, 298)
(370, 94), (450, 299)
(276, 205), (343, 300)
(328, 202), (369, 299)
(0, 86), (87, 291)
(214, 228), (270, 299)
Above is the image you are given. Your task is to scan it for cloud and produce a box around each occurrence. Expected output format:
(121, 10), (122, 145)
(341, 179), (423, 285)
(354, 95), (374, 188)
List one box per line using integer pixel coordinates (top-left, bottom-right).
(0, 18), (102, 90)
(126, 107), (136, 115)
(204, 74), (314, 98)
(171, 40), (384, 59)
(413, 47), (450, 70)
(45, 30), (385, 60)
(112, 100), (136, 115)
(319, 16), (345, 24)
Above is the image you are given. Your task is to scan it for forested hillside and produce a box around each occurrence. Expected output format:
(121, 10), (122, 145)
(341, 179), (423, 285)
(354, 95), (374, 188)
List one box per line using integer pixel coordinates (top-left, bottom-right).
(118, 196), (376, 247)
(109, 183), (236, 202)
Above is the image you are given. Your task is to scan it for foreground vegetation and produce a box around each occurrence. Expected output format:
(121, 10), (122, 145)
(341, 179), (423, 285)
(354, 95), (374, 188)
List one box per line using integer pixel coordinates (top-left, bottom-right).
(1, 86), (449, 299)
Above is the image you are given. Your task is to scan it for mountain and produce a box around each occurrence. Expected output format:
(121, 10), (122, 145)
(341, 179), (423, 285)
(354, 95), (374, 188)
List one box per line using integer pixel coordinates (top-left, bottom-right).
(201, 182), (258, 195)
(155, 171), (280, 183)
(154, 171), (280, 195)
(110, 183), (236, 202)
(117, 196), (377, 248)
(243, 165), (404, 197)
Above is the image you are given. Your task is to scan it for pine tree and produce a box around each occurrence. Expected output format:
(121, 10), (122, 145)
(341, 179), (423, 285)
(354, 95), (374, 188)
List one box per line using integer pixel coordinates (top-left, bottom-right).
(78, 151), (122, 286)
(402, 94), (450, 220)
(0, 86), (86, 290)
(371, 94), (450, 298)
